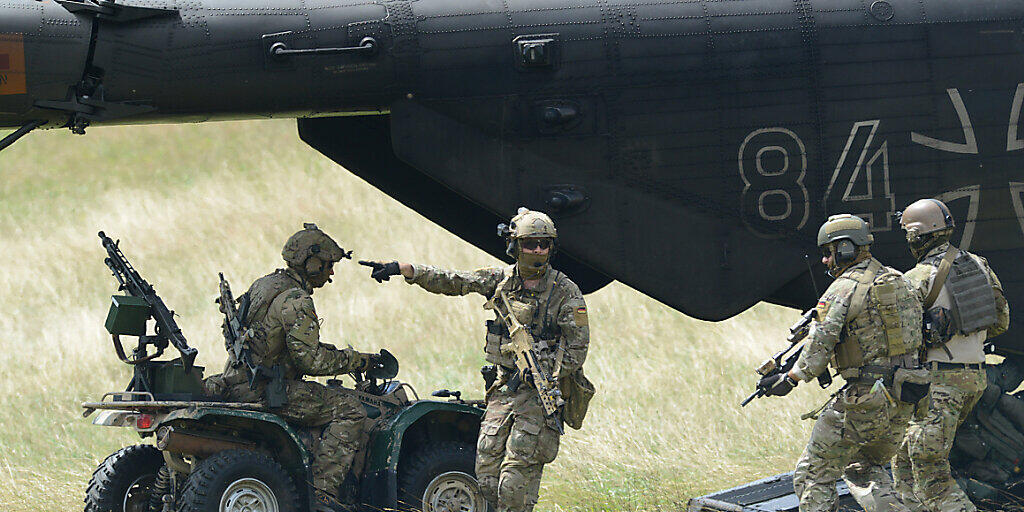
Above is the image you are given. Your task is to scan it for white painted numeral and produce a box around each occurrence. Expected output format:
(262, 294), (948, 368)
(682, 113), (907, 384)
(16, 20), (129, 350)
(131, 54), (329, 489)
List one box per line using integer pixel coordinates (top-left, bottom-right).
(738, 128), (809, 236)
(825, 120), (895, 231)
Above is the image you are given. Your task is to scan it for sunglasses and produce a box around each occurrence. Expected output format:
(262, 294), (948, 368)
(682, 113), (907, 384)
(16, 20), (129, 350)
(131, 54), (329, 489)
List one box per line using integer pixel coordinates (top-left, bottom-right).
(520, 239), (553, 250)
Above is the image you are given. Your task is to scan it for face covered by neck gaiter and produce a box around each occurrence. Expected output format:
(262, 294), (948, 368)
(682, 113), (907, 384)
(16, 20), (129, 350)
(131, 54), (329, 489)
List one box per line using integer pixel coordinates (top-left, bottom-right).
(907, 229), (951, 261)
(517, 250), (550, 280)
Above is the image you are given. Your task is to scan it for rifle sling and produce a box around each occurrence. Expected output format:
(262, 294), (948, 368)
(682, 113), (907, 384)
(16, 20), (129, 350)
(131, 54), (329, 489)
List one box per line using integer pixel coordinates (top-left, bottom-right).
(925, 247), (959, 309)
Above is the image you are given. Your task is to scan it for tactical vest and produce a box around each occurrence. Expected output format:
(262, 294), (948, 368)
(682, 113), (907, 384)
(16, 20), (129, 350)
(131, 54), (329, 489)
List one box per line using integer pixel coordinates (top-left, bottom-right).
(483, 266), (561, 368)
(234, 269), (307, 379)
(834, 259), (923, 370)
(945, 251), (998, 335)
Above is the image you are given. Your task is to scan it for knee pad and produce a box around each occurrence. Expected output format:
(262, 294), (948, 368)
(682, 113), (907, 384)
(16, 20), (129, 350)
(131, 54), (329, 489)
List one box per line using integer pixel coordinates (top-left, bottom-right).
(478, 475), (499, 504)
(498, 469), (530, 510)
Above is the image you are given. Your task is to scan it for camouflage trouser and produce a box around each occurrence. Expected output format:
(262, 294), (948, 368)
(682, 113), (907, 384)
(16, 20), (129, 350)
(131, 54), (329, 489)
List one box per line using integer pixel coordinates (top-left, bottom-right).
(476, 385), (561, 512)
(893, 368), (986, 512)
(793, 382), (915, 512)
(212, 376), (367, 497)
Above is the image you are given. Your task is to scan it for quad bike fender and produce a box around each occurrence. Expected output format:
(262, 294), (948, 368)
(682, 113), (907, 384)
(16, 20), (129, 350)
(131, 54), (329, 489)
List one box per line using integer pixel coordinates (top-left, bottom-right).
(360, 401), (484, 508)
(161, 407), (313, 469)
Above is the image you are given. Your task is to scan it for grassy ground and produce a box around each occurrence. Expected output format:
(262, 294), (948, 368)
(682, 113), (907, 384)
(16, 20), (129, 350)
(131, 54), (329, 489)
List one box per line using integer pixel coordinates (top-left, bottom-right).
(0, 120), (831, 511)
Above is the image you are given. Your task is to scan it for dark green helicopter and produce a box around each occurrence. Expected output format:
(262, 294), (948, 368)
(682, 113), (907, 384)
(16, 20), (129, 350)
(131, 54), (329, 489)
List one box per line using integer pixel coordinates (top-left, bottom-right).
(3, 0), (1024, 507)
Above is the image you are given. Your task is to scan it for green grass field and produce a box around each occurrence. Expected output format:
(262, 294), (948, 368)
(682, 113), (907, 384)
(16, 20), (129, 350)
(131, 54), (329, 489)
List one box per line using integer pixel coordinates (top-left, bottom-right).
(0, 120), (833, 511)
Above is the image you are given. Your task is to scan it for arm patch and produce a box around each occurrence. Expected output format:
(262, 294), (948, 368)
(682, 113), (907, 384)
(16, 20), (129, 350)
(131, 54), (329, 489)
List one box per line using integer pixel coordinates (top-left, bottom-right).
(815, 298), (831, 320)
(574, 306), (588, 327)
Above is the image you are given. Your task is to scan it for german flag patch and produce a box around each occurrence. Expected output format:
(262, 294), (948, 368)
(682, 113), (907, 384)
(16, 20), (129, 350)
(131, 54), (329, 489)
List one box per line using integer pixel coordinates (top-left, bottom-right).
(574, 306), (588, 327)
(815, 299), (830, 319)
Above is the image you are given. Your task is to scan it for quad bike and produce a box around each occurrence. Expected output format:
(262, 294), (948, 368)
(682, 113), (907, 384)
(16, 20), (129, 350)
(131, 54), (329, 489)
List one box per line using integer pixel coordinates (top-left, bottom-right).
(83, 232), (488, 512)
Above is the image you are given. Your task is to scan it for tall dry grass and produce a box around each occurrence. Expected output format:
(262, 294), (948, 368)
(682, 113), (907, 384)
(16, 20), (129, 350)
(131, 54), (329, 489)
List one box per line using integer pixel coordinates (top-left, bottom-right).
(0, 120), (830, 511)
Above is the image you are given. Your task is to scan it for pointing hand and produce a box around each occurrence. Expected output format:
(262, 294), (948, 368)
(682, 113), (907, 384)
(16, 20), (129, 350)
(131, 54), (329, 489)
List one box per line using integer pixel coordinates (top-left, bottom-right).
(358, 260), (401, 283)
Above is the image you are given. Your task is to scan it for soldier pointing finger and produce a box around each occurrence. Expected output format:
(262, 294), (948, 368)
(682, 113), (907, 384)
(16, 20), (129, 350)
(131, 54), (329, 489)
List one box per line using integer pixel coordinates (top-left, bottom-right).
(361, 208), (593, 512)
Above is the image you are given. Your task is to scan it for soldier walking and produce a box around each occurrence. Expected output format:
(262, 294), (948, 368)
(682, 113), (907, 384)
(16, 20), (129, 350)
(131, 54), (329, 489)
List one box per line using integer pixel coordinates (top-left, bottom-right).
(360, 208), (592, 512)
(204, 223), (389, 511)
(892, 199), (1010, 512)
(757, 214), (923, 512)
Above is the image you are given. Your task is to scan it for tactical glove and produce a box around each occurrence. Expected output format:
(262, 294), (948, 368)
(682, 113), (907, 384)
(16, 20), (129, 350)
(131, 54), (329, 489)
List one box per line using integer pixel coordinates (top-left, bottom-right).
(758, 373), (797, 397)
(358, 260), (401, 282)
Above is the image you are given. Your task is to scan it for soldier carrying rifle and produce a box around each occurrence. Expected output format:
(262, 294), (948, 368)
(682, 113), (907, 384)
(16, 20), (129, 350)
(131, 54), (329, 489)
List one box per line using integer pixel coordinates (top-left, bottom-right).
(361, 207), (594, 512)
(752, 214), (925, 512)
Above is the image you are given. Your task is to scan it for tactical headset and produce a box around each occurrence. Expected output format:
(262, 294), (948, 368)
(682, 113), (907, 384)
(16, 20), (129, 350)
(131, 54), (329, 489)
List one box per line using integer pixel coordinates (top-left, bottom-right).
(834, 239), (857, 264)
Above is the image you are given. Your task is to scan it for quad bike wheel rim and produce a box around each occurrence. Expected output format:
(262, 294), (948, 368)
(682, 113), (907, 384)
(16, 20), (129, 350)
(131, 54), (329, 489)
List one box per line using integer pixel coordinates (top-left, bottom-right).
(123, 473), (157, 512)
(422, 471), (486, 512)
(219, 477), (279, 512)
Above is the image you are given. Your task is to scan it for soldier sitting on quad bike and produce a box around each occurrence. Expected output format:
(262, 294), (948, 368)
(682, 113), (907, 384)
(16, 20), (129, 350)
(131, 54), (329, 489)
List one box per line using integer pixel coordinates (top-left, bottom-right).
(203, 223), (392, 511)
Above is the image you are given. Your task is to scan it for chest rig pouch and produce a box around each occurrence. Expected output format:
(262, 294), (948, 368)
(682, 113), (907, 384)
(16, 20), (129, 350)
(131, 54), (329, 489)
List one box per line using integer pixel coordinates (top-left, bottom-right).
(483, 267), (558, 367)
(946, 252), (997, 335)
(836, 260), (921, 370)
(483, 267), (519, 367)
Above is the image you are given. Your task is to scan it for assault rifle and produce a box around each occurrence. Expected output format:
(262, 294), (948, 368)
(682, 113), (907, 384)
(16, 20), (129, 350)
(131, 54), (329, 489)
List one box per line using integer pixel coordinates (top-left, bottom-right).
(217, 274), (256, 374)
(218, 273), (286, 407)
(99, 231), (198, 373)
(497, 291), (565, 433)
(740, 309), (821, 406)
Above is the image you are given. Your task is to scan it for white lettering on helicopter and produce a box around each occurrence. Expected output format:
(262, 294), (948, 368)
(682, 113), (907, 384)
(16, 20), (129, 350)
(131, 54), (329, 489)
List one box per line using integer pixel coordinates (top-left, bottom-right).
(739, 84), (1024, 239)
(737, 128), (809, 236)
(825, 120), (894, 232)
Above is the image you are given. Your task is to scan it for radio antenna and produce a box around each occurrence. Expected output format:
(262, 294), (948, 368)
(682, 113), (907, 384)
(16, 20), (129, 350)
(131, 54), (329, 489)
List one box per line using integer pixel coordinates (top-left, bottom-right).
(804, 254), (821, 297)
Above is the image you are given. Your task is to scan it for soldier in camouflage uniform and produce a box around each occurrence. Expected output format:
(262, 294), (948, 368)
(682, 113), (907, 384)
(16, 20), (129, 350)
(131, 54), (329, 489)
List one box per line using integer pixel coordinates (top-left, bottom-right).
(204, 224), (386, 510)
(758, 214), (924, 512)
(360, 208), (590, 512)
(891, 199), (1009, 512)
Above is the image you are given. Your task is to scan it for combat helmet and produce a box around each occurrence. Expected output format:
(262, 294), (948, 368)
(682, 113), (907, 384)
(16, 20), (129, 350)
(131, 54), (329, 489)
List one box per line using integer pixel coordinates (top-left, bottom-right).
(282, 223), (350, 279)
(899, 199), (955, 259)
(817, 214), (872, 274)
(509, 208), (557, 240)
(500, 207), (557, 278)
(900, 198), (954, 235)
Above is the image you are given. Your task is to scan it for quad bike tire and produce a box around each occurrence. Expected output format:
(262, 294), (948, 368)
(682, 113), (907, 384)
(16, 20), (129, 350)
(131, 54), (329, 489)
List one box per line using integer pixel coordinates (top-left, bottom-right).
(176, 449), (299, 512)
(85, 444), (165, 512)
(398, 441), (489, 512)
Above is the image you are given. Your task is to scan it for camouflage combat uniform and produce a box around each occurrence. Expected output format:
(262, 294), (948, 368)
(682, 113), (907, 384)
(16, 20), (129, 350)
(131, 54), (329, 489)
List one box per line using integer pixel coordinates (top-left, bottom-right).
(892, 243), (1009, 512)
(406, 263), (589, 512)
(205, 268), (368, 496)
(790, 257), (923, 512)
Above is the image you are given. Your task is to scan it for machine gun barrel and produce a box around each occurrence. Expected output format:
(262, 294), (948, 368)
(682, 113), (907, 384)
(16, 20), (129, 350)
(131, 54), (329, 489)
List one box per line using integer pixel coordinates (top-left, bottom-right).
(99, 231), (198, 372)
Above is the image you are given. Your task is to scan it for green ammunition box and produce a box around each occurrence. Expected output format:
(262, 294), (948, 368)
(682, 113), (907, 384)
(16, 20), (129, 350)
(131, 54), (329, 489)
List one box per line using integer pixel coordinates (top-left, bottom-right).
(104, 295), (151, 336)
(151, 359), (205, 396)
